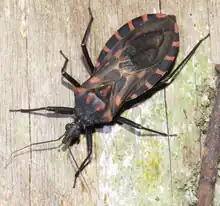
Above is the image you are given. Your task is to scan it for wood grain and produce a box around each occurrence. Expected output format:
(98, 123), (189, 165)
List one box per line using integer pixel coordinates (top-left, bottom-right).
(1, 0), (219, 205)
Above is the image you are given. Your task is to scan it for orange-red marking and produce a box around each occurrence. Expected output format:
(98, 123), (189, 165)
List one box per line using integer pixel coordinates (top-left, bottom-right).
(74, 88), (86, 96)
(141, 14), (148, 22)
(104, 110), (112, 122)
(95, 61), (100, 68)
(115, 31), (122, 40)
(130, 94), (138, 99)
(128, 21), (135, 31)
(88, 77), (101, 84)
(73, 87), (79, 94)
(155, 68), (165, 76)
(145, 81), (153, 89)
(115, 95), (122, 106)
(156, 13), (166, 18)
(86, 93), (93, 104)
(103, 45), (110, 52)
(174, 23), (179, 33)
(164, 55), (175, 62)
(100, 86), (111, 96)
(172, 41), (180, 47)
(96, 103), (105, 112)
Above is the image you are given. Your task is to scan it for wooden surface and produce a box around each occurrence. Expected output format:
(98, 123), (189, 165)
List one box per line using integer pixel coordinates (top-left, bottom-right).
(0, 0), (219, 205)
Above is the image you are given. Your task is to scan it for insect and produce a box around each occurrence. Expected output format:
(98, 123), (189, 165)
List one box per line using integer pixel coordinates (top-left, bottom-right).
(9, 8), (209, 187)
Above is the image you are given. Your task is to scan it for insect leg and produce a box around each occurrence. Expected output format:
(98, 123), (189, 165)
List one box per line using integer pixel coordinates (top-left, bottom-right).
(81, 7), (95, 75)
(158, 33), (210, 88)
(10, 106), (75, 114)
(73, 127), (93, 188)
(60, 50), (81, 87)
(116, 116), (176, 136)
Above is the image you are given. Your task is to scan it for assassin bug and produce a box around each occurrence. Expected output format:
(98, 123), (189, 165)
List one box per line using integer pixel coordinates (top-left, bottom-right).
(9, 8), (209, 187)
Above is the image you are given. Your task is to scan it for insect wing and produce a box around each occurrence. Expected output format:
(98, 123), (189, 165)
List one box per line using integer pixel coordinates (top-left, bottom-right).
(82, 14), (179, 114)
(126, 22), (179, 101)
(94, 14), (179, 71)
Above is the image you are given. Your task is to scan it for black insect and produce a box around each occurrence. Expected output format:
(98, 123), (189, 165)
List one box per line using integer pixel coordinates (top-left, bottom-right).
(9, 8), (209, 187)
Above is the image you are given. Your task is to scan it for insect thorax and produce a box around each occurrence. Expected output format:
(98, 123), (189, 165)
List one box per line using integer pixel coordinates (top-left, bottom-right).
(74, 90), (111, 126)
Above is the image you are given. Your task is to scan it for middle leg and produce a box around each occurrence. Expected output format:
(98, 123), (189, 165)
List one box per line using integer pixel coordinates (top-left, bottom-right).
(73, 127), (93, 187)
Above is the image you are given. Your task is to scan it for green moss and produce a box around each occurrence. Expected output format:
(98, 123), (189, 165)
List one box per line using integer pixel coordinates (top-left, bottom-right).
(46, 64), (49, 72)
(104, 194), (108, 206)
(135, 148), (162, 185)
(194, 80), (215, 135)
(80, 181), (86, 193)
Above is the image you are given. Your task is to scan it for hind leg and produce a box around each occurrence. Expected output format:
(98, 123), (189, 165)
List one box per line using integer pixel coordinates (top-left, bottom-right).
(81, 8), (95, 75)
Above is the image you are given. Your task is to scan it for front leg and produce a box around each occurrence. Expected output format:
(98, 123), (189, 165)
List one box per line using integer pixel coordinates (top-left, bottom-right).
(10, 106), (75, 114)
(73, 127), (93, 188)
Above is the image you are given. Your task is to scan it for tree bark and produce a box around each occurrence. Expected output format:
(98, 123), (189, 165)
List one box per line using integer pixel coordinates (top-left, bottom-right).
(197, 64), (220, 206)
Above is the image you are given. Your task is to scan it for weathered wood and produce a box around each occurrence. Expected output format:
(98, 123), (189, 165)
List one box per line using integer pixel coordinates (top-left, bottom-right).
(1, 0), (220, 205)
